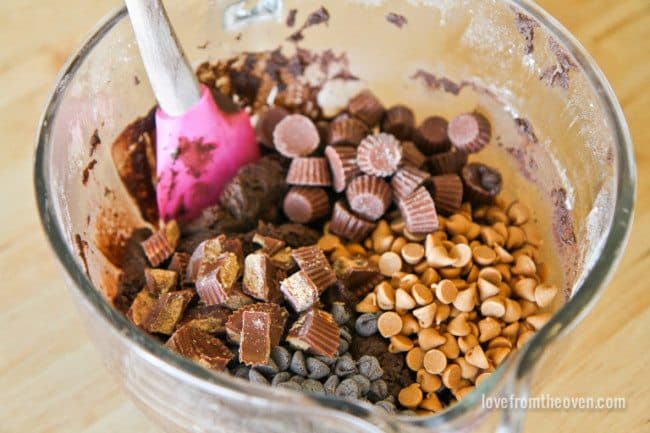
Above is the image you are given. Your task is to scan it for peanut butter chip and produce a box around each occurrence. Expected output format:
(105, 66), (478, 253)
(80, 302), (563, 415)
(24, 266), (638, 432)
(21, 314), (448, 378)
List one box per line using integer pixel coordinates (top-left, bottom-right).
(389, 335), (414, 353)
(401, 243), (425, 265)
(450, 243), (472, 268)
(478, 317), (501, 343)
(534, 283), (558, 308)
(417, 369), (442, 393)
(376, 281), (396, 310)
(412, 283), (433, 305)
(398, 384), (423, 409)
(472, 245), (497, 266)
(413, 303), (437, 328)
(435, 279), (458, 304)
(465, 345), (489, 369)
(507, 201), (530, 225)
(420, 394), (444, 412)
(423, 349), (447, 374)
(526, 312), (551, 330)
(513, 278), (537, 302)
(442, 364), (462, 389)
(448, 314), (471, 336)
(512, 255), (536, 276)
(406, 347), (425, 371)
(378, 252), (403, 276)
(480, 296), (506, 318)
(395, 288), (417, 311)
(356, 292), (379, 313)
(418, 328), (446, 350)
(400, 314), (420, 335)
(377, 311), (403, 337)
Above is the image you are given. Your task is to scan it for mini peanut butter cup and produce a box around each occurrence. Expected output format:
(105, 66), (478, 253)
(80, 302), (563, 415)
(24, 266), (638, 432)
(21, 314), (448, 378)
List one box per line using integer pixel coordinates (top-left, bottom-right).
(430, 174), (464, 215)
(415, 116), (451, 155)
(397, 186), (439, 234)
(461, 162), (502, 204)
(328, 117), (368, 146)
(401, 141), (427, 168)
(346, 175), (392, 221)
(325, 145), (360, 192)
(348, 89), (385, 127)
(273, 114), (320, 157)
(282, 187), (330, 224)
(286, 157), (332, 186)
(357, 133), (402, 177)
(382, 105), (415, 140)
(256, 106), (289, 149)
(448, 112), (492, 153)
(429, 148), (468, 175)
(292, 245), (338, 292)
(329, 200), (377, 242)
(391, 165), (430, 202)
(286, 308), (340, 357)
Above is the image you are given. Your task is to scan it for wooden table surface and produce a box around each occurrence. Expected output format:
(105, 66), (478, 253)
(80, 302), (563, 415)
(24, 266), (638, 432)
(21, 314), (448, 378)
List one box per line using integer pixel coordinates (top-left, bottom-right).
(0, 1), (648, 432)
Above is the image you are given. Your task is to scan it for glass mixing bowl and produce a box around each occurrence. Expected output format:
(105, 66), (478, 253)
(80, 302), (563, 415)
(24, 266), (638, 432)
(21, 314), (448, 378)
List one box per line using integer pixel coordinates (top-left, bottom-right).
(34, 1), (635, 432)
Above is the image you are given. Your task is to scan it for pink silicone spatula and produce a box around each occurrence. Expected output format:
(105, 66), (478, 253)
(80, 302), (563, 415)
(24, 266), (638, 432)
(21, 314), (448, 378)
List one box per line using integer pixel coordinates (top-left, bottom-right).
(125, 0), (260, 222)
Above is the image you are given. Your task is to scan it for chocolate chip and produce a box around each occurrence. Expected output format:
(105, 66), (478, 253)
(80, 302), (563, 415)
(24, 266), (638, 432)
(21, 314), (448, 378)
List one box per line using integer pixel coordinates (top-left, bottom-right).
(271, 346), (292, 371)
(248, 368), (270, 385)
(290, 350), (308, 376)
(330, 301), (352, 325)
(355, 313), (379, 337)
(302, 378), (325, 394)
(375, 400), (396, 414)
(340, 327), (352, 343)
(306, 357), (330, 379)
(335, 378), (360, 400)
(357, 355), (384, 381)
(315, 355), (337, 366)
(278, 381), (302, 391)
(368, 379), (388, 402)
(234, 365), (250, 379)
(324, 375), (340, 394)
(351, 374), (371, 396)
(254, 358), (280, 376)
(338, 338), (350, 355)
(271, 371), (292, 386)
(334, 353), (357, 377)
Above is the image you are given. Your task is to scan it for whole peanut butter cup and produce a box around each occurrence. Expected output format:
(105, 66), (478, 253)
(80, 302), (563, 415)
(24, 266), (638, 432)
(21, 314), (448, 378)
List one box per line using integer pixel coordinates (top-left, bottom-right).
(357, 133), (402, 177)
(429, 148), (468, 175)
(283, 187), (330, 224)
(325, 145), (360, 192)
(382, 105), (415, 140)
(461, 162), (502, 204)
(429, 174), (464, 215)
(286, 157), (332, 186)
(329, 200), (377, 242)
(346, 175), (392, 221)
(401, 141), (427, 168)
(415, 116), (450, 155)
(448, 112), (492, 153)
(273, 114), (320, 157)
(328, 117), (368, 146)
(391, 165), (430, 202)
(348, 89), (385, 127)
(256, 106), (289, 149)
(397, 186), (439, 234)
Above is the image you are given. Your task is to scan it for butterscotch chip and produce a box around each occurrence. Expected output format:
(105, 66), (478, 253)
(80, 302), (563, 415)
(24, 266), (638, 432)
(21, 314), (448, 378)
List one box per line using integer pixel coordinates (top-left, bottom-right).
(423, 349), (447, 374)
(348, 89), (385, 126)
(273, 114), (320, 157)
(356, 292), (380, 313)
(329, 201), (377, 242)
(357, 133), (402, 178)
(242, 252), (283, 303)
(240, 310), (273, 366)
(378, 251), (403, 276)
(507, 201), (530, 226)
(512, 255), (537, 276)
(486, 347), (511, 366)
(488, 336), (513, 349)
(143, 289), (195, 335)
(141, 220), (180, 266)
(413, 303), (437, 328)
(465, 345), (489, 369)
(472, 245), (497, 266)
(286, 157), (332, 187)
(454, 386), (475, 400)
(435, 279), (458, 304)
(325, 146), (360, 193)
(398, 384), (423, 409)
(391, 165), (430, 202)
(318, 234), (341, 252)
(377, 311), (403, 337)
(225, 302), (288, 345)
(328, 117), (369, 146)
(475, 372), (492, 386)
(346, 175), (392, 221)
(286, 308), (340, 357)
(449, 243), (472, 268)
(534, 283), (558, 307)
(458, 334), (479, 354)
(389, 335), (414, 352)
(166, 326), (232, 371)
(144, 268), (178, 296)
(406, 347), (425, 371)
(196, 252), (241, 306)
(401, 243), (425, 265)
(177, 305), (231, 335)
(456, 358), (479, 381)
(438, 332), (460, 359)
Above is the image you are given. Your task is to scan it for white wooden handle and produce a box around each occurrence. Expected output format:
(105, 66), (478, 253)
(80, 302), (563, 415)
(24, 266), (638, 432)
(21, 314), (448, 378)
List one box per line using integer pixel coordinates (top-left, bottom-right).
(124, 0), (201, 116)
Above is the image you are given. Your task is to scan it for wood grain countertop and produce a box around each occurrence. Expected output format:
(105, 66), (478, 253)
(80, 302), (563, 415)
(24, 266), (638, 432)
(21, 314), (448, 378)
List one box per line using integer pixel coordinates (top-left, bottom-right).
(0, 1), (647, 432)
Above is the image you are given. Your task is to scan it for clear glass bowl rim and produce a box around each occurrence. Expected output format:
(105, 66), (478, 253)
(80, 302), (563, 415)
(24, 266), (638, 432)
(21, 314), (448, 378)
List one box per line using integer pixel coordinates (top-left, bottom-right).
(33, 0), (636, 428)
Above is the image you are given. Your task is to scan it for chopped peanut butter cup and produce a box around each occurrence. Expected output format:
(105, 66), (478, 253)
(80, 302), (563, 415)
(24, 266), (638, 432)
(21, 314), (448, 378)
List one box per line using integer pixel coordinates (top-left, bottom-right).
(391, 165), (430, 202)
(225, 302), (288, 345)
(283, 187), (330, 224)
(166, 326), (233, 371)
(461, 163), (502, 204)
(346, 175), (392, 221)
(448, 112), (491, 153)
(348, 89), (385, 127)
(329, 200), (377, 242)
(292, 245), (338, 291)
(382, 105), (415, 140)
(141, 220), (180, 267)
(273, 114), (320, 157)
(286, 308), (340, 357)
(328, 117), (368, 146)
(415, 116), (450, 155)
(286, 157), (332, 186)
(325, 145), (360, 192)
(397, 186), (439, 234)
(357, 133), (402, 177)
(430, 174), (464, 215)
